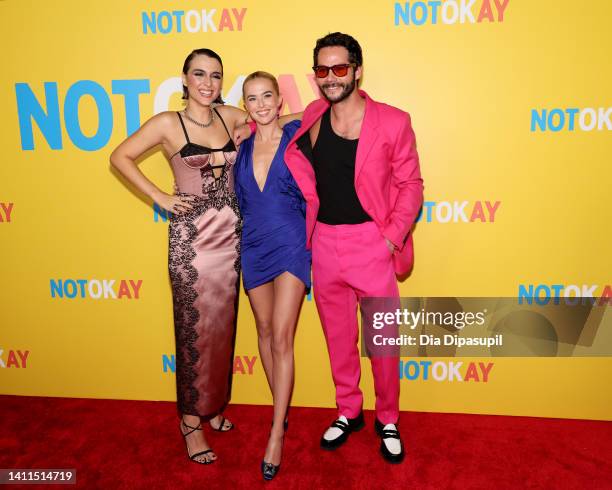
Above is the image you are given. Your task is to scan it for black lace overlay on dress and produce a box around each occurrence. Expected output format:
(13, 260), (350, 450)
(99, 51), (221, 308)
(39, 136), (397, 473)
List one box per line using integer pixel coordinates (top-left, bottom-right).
(168, 191), (242, 416)
(168, 211), (200, 414)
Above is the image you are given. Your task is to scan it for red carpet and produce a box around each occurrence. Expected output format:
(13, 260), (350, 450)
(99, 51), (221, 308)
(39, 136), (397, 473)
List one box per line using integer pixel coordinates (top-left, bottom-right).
(1, 395), (611, 489)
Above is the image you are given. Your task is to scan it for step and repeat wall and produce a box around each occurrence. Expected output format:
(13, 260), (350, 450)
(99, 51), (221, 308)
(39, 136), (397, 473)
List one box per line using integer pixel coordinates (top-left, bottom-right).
(1, 1), (610, 421)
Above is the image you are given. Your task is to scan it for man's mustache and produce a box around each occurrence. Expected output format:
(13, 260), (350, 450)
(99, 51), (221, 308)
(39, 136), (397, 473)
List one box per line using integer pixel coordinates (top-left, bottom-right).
(322, 83), (344, 90)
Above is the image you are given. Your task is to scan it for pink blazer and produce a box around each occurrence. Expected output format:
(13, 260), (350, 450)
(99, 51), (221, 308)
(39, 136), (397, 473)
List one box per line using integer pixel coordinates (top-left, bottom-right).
(284, 90), (424, 276)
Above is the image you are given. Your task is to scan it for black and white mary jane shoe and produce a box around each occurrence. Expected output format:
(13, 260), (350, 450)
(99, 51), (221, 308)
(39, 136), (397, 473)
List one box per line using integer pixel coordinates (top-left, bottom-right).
(374, 418), (405, 464)
(320, 412), (365, 450)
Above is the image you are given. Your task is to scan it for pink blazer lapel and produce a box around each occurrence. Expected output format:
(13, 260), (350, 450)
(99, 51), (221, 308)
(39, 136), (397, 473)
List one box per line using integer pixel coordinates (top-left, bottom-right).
(288, 97), (329, 147)
(355, 91), (380, 183)
(285, 98), (329, 200)
(284, 144), (316, 201)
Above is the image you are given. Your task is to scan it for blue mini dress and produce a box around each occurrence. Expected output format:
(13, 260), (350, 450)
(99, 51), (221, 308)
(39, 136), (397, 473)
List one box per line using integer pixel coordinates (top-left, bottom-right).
(234, 120), (311, 291)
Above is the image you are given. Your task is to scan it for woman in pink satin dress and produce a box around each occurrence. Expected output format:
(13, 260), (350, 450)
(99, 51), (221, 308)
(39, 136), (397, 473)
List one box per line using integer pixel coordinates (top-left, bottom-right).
(111, 49), (249, 465)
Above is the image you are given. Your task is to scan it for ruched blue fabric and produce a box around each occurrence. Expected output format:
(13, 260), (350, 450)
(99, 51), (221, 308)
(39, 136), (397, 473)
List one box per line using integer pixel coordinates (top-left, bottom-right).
(234, 120), (311, 291)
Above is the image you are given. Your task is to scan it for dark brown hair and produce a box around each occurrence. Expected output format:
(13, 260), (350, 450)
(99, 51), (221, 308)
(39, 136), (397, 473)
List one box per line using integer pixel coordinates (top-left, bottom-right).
(181, 48), (224, 103)
(313, 32), (363, 67)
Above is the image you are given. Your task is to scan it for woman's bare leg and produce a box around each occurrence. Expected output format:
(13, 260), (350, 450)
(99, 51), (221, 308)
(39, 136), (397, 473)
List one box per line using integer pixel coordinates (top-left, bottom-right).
(247, 282), (276, 391)
(264, 272), (305, 465)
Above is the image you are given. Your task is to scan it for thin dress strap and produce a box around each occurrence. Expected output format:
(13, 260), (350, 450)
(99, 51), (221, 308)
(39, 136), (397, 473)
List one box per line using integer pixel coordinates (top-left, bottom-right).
(213, 107), (232, 140)
(176, 112), (190, 143)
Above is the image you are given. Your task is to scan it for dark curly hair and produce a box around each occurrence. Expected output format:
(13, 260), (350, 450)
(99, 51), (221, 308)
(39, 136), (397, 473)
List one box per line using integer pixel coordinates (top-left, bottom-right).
(181, 48), (224, 104)
(313, 32), (363, 68)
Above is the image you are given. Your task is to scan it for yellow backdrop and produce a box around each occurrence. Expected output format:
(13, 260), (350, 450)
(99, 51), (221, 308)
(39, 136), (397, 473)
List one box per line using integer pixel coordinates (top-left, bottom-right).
(1, 0), (610, 421)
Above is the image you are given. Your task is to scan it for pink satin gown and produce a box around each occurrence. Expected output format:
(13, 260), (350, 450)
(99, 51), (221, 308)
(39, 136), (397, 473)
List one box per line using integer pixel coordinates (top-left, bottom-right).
(167, 109), (241, 418)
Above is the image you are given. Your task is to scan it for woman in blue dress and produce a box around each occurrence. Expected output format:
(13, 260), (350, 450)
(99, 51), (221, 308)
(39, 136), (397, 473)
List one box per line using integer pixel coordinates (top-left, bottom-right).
(234, 71), (310, 480)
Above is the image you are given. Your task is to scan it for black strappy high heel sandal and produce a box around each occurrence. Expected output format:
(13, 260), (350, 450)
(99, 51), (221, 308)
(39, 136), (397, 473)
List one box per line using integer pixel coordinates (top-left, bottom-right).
(180, 419), (215, 464)
(209, 415), (234, 432)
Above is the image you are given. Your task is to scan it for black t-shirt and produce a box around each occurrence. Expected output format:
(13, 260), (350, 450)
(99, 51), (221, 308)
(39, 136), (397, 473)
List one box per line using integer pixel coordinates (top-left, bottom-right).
(308, 109), (372, 225)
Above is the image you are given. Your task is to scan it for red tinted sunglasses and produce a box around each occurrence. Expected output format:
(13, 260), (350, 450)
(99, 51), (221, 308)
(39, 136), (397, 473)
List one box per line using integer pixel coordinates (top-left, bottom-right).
(312, 63), (355, 78)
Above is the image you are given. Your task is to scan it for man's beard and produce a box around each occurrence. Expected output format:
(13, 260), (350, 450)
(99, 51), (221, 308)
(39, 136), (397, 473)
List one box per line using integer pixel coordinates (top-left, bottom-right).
(320, 77), (356, 103)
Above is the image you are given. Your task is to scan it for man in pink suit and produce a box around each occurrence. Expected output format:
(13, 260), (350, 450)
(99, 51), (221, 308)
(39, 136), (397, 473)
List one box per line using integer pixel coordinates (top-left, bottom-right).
(284, 32), (423, 463)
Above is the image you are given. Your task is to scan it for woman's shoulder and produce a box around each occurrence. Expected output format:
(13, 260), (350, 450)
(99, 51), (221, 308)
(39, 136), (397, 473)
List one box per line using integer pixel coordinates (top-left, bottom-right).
(214, 104), (245, 123)
(132, 111), (182, 142)
(153, 110), (181, 122)
(140, 110), (179, 130)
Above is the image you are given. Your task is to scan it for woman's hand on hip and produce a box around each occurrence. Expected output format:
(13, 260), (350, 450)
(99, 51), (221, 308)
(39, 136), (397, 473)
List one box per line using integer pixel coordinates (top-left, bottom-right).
(154, 192), (196, 215)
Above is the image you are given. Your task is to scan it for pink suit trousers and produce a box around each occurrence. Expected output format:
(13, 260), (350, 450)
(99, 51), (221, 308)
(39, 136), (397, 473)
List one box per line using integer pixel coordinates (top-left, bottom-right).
(312, 221), (400, 424)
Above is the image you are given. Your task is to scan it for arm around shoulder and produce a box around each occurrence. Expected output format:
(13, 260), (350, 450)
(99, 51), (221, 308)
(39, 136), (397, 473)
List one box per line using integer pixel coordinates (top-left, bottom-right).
(279, 111), (303, 127)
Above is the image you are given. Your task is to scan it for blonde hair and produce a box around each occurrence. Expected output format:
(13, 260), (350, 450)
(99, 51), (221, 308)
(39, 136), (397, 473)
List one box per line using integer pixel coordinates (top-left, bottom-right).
(242, 71), (280, 99)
